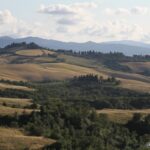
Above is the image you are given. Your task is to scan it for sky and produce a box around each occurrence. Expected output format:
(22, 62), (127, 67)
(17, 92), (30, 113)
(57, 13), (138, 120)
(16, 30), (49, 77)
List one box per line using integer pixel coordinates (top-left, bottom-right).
(0, 0), (150, 42)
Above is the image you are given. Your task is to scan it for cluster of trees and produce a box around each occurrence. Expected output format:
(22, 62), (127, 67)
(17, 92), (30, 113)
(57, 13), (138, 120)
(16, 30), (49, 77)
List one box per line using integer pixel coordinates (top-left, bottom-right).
(33, 75), (150, 109)
(0, 88), (32, 99)
(71, 74), (120, 85)
(4, 42), (42, 50)
(0, 75), (149, 109)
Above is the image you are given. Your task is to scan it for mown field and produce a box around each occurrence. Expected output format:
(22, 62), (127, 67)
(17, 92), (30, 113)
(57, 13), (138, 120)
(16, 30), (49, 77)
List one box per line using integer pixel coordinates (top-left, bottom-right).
(0, 127), (55, 150)
(0, 90), (50, 150)
(123, 62), (150, 73)
(0, 83), (33, 91)
(0, 97), (32, 108)
(97, 109), (150, 124)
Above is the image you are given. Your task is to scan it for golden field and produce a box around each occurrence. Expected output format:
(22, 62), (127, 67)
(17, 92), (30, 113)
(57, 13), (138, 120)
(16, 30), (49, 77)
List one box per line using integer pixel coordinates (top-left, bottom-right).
(97, 109), (150, 124)
(0, 127), (55, 150)
(0, 97), (32, 108)
(0, 48), (149, 92)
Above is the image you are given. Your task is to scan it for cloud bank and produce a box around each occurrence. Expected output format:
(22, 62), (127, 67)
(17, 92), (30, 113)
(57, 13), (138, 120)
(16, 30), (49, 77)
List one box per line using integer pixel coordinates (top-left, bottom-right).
(0, 2), (150, 43)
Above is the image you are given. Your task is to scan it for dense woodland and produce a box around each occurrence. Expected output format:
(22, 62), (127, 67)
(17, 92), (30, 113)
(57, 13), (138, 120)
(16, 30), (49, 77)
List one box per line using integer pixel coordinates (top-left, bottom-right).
(0, 75), (150, 150)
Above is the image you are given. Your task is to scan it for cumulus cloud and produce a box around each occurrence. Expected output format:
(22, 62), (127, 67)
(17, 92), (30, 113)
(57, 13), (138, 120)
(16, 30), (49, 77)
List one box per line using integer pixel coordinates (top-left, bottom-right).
(38, 2), (97, 16)
(0, 5), (149, 43)
(39, 4), (76, 15)
(57, 17), (79, 25)
(80, 20), (144, 42)
(131, 6), (148, 15)
(38, 2), (97, 26)
(0, 10), (16, 25)
(0, 10), (50, 38)
(105, 6), (149, 15)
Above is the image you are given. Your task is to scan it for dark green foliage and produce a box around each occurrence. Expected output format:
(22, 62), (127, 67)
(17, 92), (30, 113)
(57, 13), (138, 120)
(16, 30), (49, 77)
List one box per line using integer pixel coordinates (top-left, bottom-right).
(33, 75), (150, 109)
(4, 42), (41, 50)
(24, 102), (149, 150)
(0, 77), (149, 149)
(0, 89), (32, 99)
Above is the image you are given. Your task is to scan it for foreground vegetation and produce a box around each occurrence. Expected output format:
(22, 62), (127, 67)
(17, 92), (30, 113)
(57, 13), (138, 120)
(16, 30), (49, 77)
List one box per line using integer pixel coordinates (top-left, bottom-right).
(0, 75), (149, 150)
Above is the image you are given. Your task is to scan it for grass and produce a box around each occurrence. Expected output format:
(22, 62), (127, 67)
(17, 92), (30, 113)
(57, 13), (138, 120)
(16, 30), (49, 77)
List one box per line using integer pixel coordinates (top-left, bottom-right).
(119, 78), (150, 93)
(0, 83), (33, 91)
(59, 54), (99, 68)
(97, 109), (150, 124)
(0, 105), (36, 116)
(123, 62), (150, 73)
(0, 49), (149, 92)
(0, 127), (55, 150)
(0, 97), (32, 108)
(16, 49), (55, 57)
(0, 63), (106, 81)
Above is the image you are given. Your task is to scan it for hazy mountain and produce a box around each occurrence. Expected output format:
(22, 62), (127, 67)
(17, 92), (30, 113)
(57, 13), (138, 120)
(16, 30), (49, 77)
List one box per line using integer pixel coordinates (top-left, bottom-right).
(0, 36), (150, 56)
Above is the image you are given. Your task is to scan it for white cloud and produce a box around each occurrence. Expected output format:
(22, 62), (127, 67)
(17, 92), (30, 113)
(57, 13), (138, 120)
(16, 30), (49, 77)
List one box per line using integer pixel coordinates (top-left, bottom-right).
(38, 2), (97, 16)
(105, 6), (149, 15)
(57, 17), (79, 25)
(39, 4), (76, 15)
(80, 20), (144, 42)
(131, 6), (148, 15)
(0, 10), (16, 25)
(0, 5), (149, 43)
(0, 10), (50, 38)
(115, 8), (130, 15)
(38, 2), (97, 26)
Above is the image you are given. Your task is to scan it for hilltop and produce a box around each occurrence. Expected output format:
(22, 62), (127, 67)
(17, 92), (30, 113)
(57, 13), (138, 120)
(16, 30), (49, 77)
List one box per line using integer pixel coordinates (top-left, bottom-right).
(0, 36), (150, 55)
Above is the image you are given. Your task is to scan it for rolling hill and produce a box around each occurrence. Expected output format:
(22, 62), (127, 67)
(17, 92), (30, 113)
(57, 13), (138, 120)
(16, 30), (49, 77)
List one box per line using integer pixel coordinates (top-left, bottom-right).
(0, 42), (150, 92)
(0, 36), (150, 56)
(0, 43), (149, 92)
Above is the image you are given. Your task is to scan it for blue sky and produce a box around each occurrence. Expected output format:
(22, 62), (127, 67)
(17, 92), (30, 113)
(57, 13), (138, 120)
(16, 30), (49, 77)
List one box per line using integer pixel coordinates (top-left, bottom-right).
(0, 0), (150, 42)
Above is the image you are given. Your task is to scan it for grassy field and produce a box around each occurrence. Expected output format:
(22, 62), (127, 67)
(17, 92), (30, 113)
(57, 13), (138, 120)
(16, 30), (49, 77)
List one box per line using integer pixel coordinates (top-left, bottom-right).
(97, 109), (150, 124)
(0, 49), (149, 92)
(59, 54), (100, 68)
(16, 49), (55, 57)
(119, 78), (150, 93)
(123, 62), (150, 73)
(0, 97), (32, 108)
(0, 127), (55, 150)
(0, 83), (33, 91)
(0, 105), (36, 116)
(0, 63), (106, 81)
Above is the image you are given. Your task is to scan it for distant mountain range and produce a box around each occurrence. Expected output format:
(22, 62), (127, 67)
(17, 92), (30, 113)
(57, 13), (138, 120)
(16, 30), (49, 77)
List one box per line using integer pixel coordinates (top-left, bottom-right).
(0, 36), (150, 56)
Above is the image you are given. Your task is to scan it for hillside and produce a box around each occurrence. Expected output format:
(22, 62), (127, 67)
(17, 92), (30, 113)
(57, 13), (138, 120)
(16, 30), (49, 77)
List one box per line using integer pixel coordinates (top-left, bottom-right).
(0, 36), (150, 55)
(0, 127), (55, 150)
(0, 43), (149, 93)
